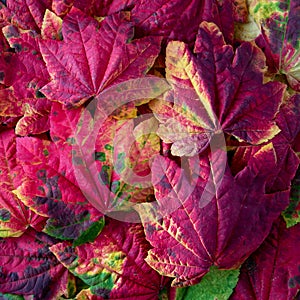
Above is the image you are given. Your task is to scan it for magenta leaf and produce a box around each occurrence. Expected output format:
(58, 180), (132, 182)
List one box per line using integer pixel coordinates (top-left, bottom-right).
(0, 228), (71, 299)
(15, 136), (104, 244)
(250, 0), (300, 91)
(230, 218), (300, 300)
(150, 22), (284, 157)
(39, 8), (162, 107)
(138, 144), (289, 287)
(50, 219), (173, 299)
(0, 129), (46, 237)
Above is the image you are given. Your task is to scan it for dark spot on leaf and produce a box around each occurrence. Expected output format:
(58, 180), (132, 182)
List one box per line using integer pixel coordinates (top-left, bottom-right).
(0, 209), (10, 222)
(0, 71), (4, 82)
(59, 246), (77, 265)
(278, 2), (288, 10)
(9, 272), (19, 281)
(245, 257), (257, 277)
(146, 224), (156, 235)
(294, 275), (300, 284)
(289, 277), (296, 288)
(35, 90), (46, 98)
(167, 248), (176, 258)
(95, 151), (106, 162)
(94, 288), (111, 299)
(12, 43), (22, 52)
(99, 166), (110, 186)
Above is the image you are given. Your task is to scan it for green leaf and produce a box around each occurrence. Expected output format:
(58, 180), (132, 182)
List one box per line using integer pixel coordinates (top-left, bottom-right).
(73, 217), (105, 247)
(175, 266), (240, 300)
(282, 167), (300, 227)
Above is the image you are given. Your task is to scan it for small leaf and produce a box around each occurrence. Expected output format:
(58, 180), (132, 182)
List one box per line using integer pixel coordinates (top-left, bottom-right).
(176, 266), (240, 300)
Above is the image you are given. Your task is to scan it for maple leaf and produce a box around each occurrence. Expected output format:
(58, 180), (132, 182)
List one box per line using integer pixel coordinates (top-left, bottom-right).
(0, 0), (51, 32)
(50, 219), (174, 299)
(131, 0), (234, 46)
(249, 0), (300, 91)
(150, 21), (285, 157)
(0, 228), (72, 299)
(0, 129), (46, 237)
(231, 94), (300, 193)
(2, 24), (50, 100)
(15, 136), (104, 245)
(230, 218), (300, 300)
(137, 144), (289, 287)
(49, 77), (168, 220)
(1, 23), (52, 134)
(39, 8), (162, 107)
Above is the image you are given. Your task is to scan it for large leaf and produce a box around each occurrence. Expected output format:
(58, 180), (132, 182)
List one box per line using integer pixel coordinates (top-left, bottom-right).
(150, 22), (284, 156)
(249, 0), (300, 91)
(39, 8), (162, 107)
(50, 219), (173, 299)
(15, 136), (104, 245)
(231, 94), (300, 193)
(138, 144), (289, 287)
(49, 78), (169, 221)
(0, 129), (45, 237)
(230, 218), (300, 300)
(0, 228), (70, 299)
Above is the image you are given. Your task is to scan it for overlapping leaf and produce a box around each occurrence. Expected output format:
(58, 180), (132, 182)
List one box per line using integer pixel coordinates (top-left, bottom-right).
(50, 99), (161, 221)
(230, 218), (300, 300)
(39, 8), (162, 107)
(0, 228), (71, 299)
(15, 135), (104, 245)
(1, 23), (52, 134)
(0, 129), (45, 237)
(0, 0), (52, 32)
(50, 219), (173, 299)
(138, 144), (289, 287)
(131, 0), (235, 45)
(249, 0), (300, 91)
(150, 22), (284, 156)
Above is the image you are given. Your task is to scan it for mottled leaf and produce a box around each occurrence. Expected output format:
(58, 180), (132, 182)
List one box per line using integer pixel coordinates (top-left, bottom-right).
(0, 129), (45, 237)
(138, 144), (289, 286)
(230, 218), (300, 300)
(283, 166), (300, 227)
(2, 24), (50, 100)
(231, 94), (300, 193)
(15, 136), (104, 244)
(249, 0), (300, 91)
(15, 98), (52, 136)
(150, 22), (284, 156)
(50, 219), (173, 299)
(0, 228), (70, 299)
(39, 8), (162, 107)
(1, 0), (51, 31)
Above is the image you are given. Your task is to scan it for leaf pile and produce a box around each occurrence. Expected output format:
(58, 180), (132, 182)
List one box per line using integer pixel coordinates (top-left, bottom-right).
(0, 0), (299, 299)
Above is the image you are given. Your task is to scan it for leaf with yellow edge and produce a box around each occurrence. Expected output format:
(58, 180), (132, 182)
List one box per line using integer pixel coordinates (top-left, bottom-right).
(150, 22), (284, 157)
(50, 219), (173, 299)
